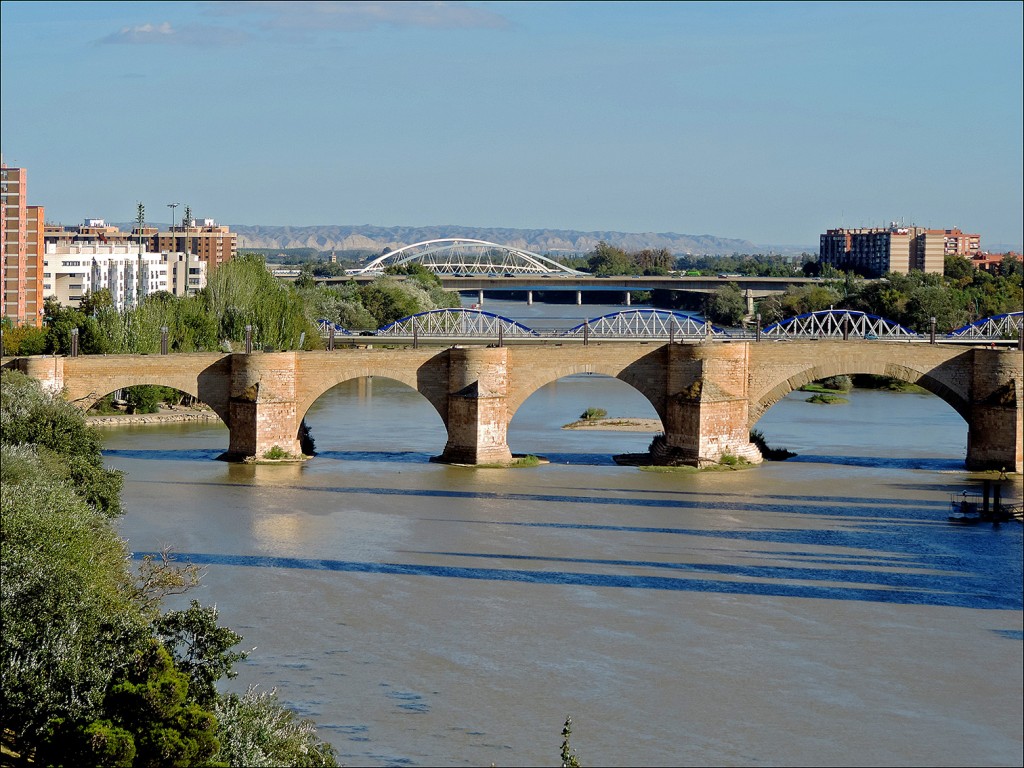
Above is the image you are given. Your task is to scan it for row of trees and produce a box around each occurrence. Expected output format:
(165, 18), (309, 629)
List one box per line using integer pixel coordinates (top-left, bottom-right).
(1, 255), (461, 357)
(1, 368), (339, 765)
(700, 254), (1022, 331)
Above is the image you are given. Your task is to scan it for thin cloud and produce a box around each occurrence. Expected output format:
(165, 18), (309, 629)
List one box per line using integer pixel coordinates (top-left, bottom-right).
(210, 1), (511, 32)
(99, 21), (249, 47)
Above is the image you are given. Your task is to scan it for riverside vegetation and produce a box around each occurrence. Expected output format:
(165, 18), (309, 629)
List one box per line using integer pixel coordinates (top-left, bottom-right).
(0, 368), (339, 767)
(0, 255), (461, 358)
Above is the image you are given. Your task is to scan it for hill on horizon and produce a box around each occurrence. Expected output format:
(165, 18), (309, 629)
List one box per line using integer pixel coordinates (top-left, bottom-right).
(221, 223), (800, 257)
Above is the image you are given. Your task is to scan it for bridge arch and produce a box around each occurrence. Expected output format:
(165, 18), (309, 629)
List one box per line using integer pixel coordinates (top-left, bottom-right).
(293, 349), (449, 428)
(348, 238), (585, 277)
(507, 371), (664, 457)
(505, 346), (672, 424)
(296, 374), (448, 456)
(50, 353), (234, 426)
(748, 344), (973, 431)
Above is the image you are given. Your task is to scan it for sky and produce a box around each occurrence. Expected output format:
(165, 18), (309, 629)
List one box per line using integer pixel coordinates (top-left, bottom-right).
(2, 1), (1022, 249)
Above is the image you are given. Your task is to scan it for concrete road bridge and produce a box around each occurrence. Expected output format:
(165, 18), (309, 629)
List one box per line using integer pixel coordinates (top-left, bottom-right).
(305, 237), (828, 311)
(6, 321), (1021, 472)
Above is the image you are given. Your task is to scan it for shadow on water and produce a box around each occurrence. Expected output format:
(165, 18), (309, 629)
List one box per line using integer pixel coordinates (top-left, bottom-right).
(137, 478), (948, 518)
(106, 449), (627, 466)
(130, 528), (1022, 610)
(127, 477), (1023, 612)
(314, 450), (436, 464)
(103, 448), (225, 462)
(557, 485), (954, 510)
(786, 454), (967, 471)
(316, 451), (624, 465)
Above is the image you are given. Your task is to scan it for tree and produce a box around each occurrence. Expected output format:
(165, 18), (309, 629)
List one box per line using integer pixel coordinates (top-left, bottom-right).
(358, 277), (426, 326)
(704, 284), (746, 326)
(944, 254), (974, 284)
(999, 253), (1022, 279)
(587, 242), (634, 276)
(633, 248), (674, 275)
(1, 324), (48, 355)
(38, 641), (221, 767)
(1, 443), (147, 743)
(155, 601), (247, 709)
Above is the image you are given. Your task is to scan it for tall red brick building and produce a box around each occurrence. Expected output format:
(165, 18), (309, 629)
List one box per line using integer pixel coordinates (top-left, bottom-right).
(1, 163), (45, 328)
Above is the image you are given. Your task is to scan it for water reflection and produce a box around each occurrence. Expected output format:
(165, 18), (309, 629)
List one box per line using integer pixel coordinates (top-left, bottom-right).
(104, 356), (1022, 768)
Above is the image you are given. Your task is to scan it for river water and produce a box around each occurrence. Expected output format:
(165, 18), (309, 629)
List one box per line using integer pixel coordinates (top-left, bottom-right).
(103, 298), (1022, 767)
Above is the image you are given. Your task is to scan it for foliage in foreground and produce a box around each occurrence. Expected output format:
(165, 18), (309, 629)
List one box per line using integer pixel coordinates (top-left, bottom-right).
(0, 369), (338, 766)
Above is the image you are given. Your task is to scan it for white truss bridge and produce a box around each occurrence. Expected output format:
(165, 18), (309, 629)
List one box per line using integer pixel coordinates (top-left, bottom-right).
(337, 309), (731, 341)
(319, 308), (1023, 344)
(947, 311), (1023, 340)
(346, 238), (586, 277)
(377, 309), (539, 338)
(761, 310), (918, 339)
(561, 309), (724, 339)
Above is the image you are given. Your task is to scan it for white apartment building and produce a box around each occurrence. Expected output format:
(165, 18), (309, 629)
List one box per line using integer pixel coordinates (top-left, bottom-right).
(43, 243), (206, 311)
(162, 250), (207, 296)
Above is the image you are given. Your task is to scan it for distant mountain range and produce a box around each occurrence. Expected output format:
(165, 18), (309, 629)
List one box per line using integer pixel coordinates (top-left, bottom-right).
(222, 224), (812, 257)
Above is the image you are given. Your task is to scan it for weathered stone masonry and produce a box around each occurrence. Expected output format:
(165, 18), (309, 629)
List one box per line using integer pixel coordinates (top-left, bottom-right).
(5, 340), (1021, 472)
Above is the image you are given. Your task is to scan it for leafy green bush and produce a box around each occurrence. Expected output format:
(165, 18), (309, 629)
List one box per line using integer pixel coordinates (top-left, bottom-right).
(817, 375), (852, 392)
(1, 444), (149, 742)
(214, 687), (339, 767)
(806, 393), (847, 405)
(1, 324), (48, 355)
(580, 407), (607, 420)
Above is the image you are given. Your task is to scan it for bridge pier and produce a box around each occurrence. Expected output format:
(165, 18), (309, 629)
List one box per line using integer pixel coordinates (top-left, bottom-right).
(436, 346), (513, 465)
(966, 348), (1023, 472)
(661, 342), (762, 467)
(224, 352), (304, 461)
(477, 289), (484, 306)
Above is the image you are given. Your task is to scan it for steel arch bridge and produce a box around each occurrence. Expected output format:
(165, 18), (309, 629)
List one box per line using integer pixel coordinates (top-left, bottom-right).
(947, 311), (1023, 340)
(376, 308), (539, 338)
(562, 309), (724, 339)
(761, 309), (919, 339)
(347, 238), (586, 277)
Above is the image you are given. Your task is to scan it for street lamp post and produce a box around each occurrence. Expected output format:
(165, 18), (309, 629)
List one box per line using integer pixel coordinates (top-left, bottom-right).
(167, 202), (179, 253)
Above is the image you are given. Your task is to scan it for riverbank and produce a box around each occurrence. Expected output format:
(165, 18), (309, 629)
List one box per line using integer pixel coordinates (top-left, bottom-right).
(87, 406), (221, 427)
(562, 417), (661, 432)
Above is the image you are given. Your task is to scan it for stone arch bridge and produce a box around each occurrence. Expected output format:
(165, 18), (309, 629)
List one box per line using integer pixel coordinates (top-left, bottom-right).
(8, 338), (1021, 472)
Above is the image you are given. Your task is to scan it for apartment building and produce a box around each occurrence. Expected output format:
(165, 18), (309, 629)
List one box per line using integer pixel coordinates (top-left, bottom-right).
(819, 223), (973, 277)
(137, 218), (237, 269)
(44, 242), (167, 310)
(1, 164), (46, 327)
(43, 220), (209, 310)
